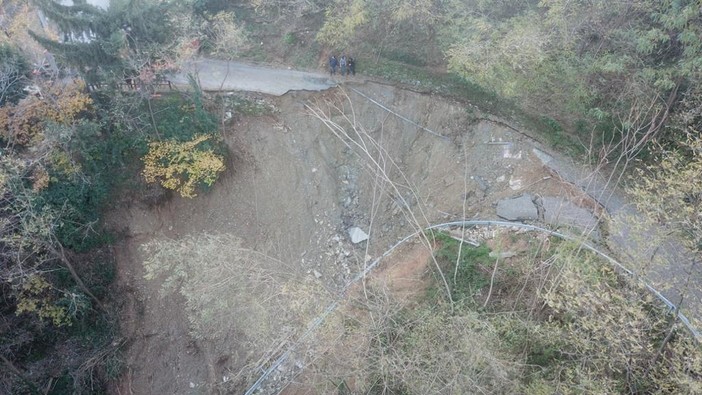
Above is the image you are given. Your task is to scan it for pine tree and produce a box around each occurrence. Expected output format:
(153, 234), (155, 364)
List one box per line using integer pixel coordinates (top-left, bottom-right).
(28, 0), (176, 86)
(0, 44), (31, 106)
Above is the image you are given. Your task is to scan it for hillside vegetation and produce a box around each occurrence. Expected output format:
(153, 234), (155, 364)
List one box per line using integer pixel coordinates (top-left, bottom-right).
(304, 230), (701, 394)
(0, 0), (700, 393)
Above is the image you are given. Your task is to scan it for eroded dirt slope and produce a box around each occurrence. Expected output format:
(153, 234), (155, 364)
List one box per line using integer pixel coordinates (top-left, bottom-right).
(111, 81), (591, 394)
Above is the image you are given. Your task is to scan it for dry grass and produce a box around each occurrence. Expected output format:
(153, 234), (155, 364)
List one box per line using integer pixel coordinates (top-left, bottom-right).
(141, 233), (332, 390)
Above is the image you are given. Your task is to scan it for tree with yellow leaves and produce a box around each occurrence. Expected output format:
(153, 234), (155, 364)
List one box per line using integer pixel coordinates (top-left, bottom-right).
(0, 80), (92, 146)
(628, 132), (702, 256)
(142, 134), (226, 198)
(316, 0), (368, 49)
(207, 11), (249, 58)
(15, 275), (70, 327)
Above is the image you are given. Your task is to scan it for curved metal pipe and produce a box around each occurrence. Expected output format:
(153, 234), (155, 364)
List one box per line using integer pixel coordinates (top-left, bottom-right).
(245, 219), (699, 395)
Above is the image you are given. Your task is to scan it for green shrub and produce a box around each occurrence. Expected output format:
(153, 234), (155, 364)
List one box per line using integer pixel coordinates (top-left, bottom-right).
(540, 116), (564, 145)
(148, 92), (219, 142)
(39, 169), (110, 252)
(383, 50), (426, 67)
(526, 342), (562, 367)
(430, 230), (492, 302)
(282, 32), (297, 45)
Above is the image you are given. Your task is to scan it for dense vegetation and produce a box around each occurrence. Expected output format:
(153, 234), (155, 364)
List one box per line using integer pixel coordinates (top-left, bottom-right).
(0, 0), (700, 393)
(312, 0), (701, 156)
(0, 0), (228, 392)
(314, 230), (702, 394)
(0, 44), (31, 106)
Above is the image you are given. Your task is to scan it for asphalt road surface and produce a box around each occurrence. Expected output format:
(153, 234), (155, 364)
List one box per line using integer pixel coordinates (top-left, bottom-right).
(170, 58), (337, 96)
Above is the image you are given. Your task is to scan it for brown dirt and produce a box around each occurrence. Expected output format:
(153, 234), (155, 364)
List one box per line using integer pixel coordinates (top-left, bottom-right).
(109, 81), (598, 394)
(281, 242), (433, 395)
(364, 242), (433, 299)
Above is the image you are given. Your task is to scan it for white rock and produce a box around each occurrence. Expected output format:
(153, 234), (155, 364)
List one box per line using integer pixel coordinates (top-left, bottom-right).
(509, 176), (523, 190)
(489, 251), (517, 259)
(348, 227), (369, 243)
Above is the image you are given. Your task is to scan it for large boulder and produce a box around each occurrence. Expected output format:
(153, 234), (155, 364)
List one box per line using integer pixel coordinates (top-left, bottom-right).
(541, 197), (598, 232)
(496, 194), (538, 221)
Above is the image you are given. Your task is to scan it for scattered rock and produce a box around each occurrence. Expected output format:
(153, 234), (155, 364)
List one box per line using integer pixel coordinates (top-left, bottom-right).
(489, 250), (517, 259)
(447, 229), (480, 246)
(541, 197), (599, 233)
(496, 194), (538, 221)
(508, 175), (522, 190)
(313, 270), (322, 279)
(532, 148), (554, 166)
(342, 196), (352, 208)
(502, 143), (523, 159)
(348, 227), (369, 243)
(475, 176), (489, 192)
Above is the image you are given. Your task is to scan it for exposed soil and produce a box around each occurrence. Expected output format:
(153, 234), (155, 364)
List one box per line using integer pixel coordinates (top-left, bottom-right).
(280, 226), (557, 394)
(280, 242), (433, 395)
(109, 80), (599, 394)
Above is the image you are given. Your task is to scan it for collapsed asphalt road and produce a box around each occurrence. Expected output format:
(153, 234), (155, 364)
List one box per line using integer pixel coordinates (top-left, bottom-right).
(170, 58), (337, 96)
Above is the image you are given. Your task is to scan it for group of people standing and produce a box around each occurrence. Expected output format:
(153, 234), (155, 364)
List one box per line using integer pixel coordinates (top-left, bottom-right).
(329, 55), (355, 76)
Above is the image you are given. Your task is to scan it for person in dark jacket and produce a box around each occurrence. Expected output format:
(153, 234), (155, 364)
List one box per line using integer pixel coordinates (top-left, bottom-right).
(347, 56), (355, 76)
(329, 55), (338, 75)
